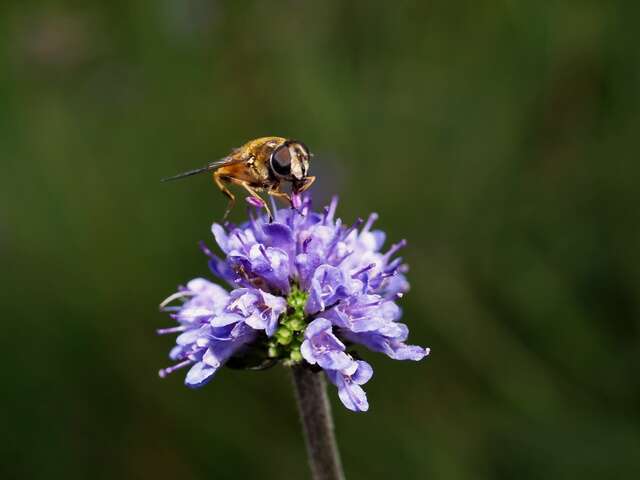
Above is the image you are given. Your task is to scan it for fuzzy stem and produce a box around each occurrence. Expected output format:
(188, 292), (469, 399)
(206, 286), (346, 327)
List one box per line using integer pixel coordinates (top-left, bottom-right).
(291, 366), (345, 480)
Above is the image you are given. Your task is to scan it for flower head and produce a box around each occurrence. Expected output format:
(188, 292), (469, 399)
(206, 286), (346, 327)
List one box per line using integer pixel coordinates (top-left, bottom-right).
(158, 195), (429, 411)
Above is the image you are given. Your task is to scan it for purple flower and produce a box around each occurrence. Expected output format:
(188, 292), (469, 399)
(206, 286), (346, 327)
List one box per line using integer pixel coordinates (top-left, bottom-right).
(305, 265), (357, 314)
(300, 318), (352, 370)
(326, 360), (373, 412)
(157, 195), (429, 411)
(341, 323), (430, 361)
(226, 288), (287, 337)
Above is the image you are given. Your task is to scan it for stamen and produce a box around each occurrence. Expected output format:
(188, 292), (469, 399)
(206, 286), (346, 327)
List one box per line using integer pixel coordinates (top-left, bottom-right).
(334, 250), (353, 266)
(360, 299), (382, 307)
(248, 212), (259, 232)
(162, 306), (181, 312)
(199, 241), (215, 258)
(160, 291), (195, 309)
(158, 359), (192, 378)
(363, 213), (379, 233)
(318, 298), (343, 314)
(234, 232), (246, 247)
(326, 196), (339, 223)
(352, 263), (376, 278)
(302, 237), (312, 253)
(342, 218), (364, 240)
(156, 326), (187, 335)
(384, 257), (402, 273)
(325, 236), (339, 258)
(383, 239), (407, 261)
(173, 346), (207, 361)
(287, 214), (294, 229)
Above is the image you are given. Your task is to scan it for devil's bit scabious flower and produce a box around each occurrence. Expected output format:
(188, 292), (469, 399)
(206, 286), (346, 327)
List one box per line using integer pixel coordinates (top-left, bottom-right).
(157, 195), (429, 412)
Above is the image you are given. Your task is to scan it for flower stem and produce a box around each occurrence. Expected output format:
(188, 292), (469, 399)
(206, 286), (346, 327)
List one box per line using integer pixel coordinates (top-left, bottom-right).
(291, 366), (345, 480)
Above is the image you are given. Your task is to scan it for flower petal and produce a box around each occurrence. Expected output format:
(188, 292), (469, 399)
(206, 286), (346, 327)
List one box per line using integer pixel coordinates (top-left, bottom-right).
(304, 318), (332, 338)
(317, 350), (352, 371)
(185, 362), (217, 388)
(210, 312), (244, 327)
(262, 222), (294, 248)
(337, 382), (369, 412)
(352, 360), (374, 384)
(211, 223), (230, 253)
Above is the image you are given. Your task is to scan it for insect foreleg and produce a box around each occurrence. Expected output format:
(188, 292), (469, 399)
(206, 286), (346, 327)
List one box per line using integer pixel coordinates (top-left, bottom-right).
(297, 176), (316, 193)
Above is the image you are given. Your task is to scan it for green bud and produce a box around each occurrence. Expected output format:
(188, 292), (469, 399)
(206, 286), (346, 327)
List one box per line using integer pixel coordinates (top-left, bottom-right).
(268, 345), (280, 358)
(276, 285), (310, 360)
(276, 327), (293, 345)
(288, 317), (306, 331)
(290, 350), (303, 362)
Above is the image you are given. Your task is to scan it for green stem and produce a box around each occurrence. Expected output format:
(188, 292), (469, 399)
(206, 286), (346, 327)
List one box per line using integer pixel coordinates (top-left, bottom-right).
(291, 366), (345, 480)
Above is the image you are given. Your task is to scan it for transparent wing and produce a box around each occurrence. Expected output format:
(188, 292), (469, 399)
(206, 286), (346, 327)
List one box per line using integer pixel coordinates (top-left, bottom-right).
(161, 155), (244, 182)
(206, 155), (245, 170)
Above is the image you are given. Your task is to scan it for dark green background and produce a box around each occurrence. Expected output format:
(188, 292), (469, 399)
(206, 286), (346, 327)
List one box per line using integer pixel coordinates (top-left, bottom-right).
(2, 1), (638, 479)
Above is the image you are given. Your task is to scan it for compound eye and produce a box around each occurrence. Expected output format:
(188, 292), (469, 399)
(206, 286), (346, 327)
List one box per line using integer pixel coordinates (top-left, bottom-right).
(271, 145), (292, 177)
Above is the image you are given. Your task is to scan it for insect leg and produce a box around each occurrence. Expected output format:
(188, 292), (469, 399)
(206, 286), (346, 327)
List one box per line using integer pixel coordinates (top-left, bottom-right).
(297, 176), (316, 193)
(213, 171), (235, 221)
(230, 179), (273, 222)
(267, 189), (291, 204)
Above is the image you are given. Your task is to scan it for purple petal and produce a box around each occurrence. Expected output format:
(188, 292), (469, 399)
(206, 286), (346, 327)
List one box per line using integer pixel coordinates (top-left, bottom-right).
(211, 224), (230, 253)
(259, 290), (287, 312)
(210, 312), (243, 327)
(176, 307), (214, 320)
(304, 318), (332, 338)
(176, 328), (204, 346)
(351, 360), (373, 384)
(295, 253), (323, 291)
(207, 256), (234, 284)
(247, 245), (291, 292)
(185, 362), (217, 388)
(202, 342), (237, 368)
(326, 361), (371, 412)
(262, 223), (294, 248)
(317, 350), (352, 371)
(227, 289), (259, 315)
(300, 340), (315, 364)
(186, 278), (228, 299)
(342, 328), (429, 361)
(387, 344), (430, 361)
(306, 265), (351, 313)
(337, 382), (369, 412)
(381, 273), (410, 298)
(244, 312), (266, 331)
(169, 345), (185, 360)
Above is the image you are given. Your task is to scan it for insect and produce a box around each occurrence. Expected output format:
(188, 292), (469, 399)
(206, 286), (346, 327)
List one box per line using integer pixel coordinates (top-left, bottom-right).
(162, 137), (315, 221)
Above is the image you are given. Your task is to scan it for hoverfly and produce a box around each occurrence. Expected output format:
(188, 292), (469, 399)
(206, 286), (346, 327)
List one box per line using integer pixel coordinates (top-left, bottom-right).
(162, 137), (315, 221)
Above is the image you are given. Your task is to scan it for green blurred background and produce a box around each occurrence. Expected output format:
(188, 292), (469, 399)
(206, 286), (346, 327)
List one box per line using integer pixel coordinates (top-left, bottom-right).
(2, 1), (639, 478)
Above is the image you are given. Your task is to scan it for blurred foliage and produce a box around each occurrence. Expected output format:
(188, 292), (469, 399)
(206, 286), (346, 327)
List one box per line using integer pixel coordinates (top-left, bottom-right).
(1, 1), (639, 479)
